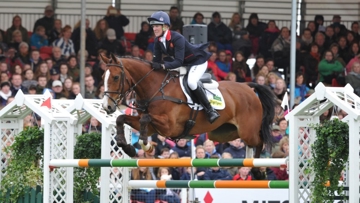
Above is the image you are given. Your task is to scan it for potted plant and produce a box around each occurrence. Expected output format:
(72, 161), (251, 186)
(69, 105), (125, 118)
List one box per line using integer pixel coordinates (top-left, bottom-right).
(310, 118), (349, 202)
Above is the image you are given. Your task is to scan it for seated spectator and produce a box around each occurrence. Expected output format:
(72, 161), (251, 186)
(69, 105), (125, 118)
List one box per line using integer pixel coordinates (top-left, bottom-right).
(67, 56), (80, 82)
(269, 150), (288, 180)
(251, 55), (265, 79)
(225, 72), (236, 82)
(53, 25), (75, 58)
(207, 12), (232, 51)
(130, 45), (142, 58)
(233, 167), (252, 180)
(171, 139), (191, 158)
(294, 72), (309, 103)
(47, 68), (60, 88)
(0, 81), (12, 107)
(30, 26), (49, 50)
(180, 166), (193, 180)
(0, 29), (6, 51)
(33, 5), (54, 40)
(300, 28), (313, 52)
(28, 85), (37, 95)
(259, 20), (280, 58)
(271, 27), (290, 71)
(52, 46), (66, 67)
(35, 75), (47, 94)
(4, 47), (22, 71)
(255, 73), (266, 85)
(251, 167), (277, 180)
(18, 42), (30, 66)
(98, 28), (125, 56)
(84, 75), (97, 99)
(344, 42), (360, 65)
(10, 64), (22, 76)
(266, 72), (280, 90)
(337, 36), (348, 59)
(68, 82), (81, 99)
(314, 15), (325, 33)
(10, 73), (28, 96)
(63, 77), (72, 92)
(71, 19), (97, 59)
(157, 167), (181, 203)
(330, 43), (346, 67)
(190, 12), (205, 25)
(246, 13), (267, 55)
(0, 72), (9, 83)
(144, 50), (153, 62)
(303, 43), (320, 88)
(7, 30), (24, 52)
(351, 22), (360, 41)
(130, 167), (157, 203)
(204, 139), (221, 158)
(345, 62), (360, 96)
(49, 19), (62, 45)
(157, 147), (170, 159)
(104, 6), (129, 39)
(215, 50), (231, 74)
(6, 15), (29, 44)
(151, 134), (173, 156)
(228, 13), (242, 36)
(94, 19), (109, 42)
(307, 21), (317, 38)
(223, 138), (246, 158)
(34, 62), (50, 81)
(135, 21), (153, 51)
(45, 58), (54, 70)
(22, 69), (37, 89)
(232, 51), (250, 81)
(95, 82), (105, 99)
(193, 145), (207, 180)
(324, 26), (336, 50)
(207, 51), (227, 81)
(318, 50), (344, 85)
(203, 155), (232, 180)
(271, 125), (283, 152)
(232, 29), (252, 59)
(169, 6), (184, 33)
(51, 80), (66, 99)
(273, 78), (288, 101)
(221, 152), (238, 177)
(314, 32), (326, 57)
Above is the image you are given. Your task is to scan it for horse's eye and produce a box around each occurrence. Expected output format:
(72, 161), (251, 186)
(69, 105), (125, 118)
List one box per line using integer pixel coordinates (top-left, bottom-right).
(114, 76), (120, 81)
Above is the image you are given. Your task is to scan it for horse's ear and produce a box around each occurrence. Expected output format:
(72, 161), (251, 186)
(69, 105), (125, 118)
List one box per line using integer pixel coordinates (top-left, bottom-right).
(99, 53), (110, 64)
(110, 53), (119, 64)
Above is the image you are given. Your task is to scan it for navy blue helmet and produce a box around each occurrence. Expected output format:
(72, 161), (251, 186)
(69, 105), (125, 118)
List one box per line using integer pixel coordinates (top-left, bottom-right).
(148, 11), (170, 26)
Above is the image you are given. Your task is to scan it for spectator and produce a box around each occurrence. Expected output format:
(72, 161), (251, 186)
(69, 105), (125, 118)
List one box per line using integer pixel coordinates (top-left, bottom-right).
(259, 20), (280, 58)
(0, 29), (6, 51)
(169, 6), (184, 33)
(10, 64), (22, 76)
(344, 42), (360, 64)
(232, 51), (250, 82)
(221, 152), (238, 177)
(18, 42), (30, 65)
(215, 50), (231, 74)
(130, 167), (157, 203)
(208, 12), (232, 51)
(273, 78), (288, 101)
(204, 139), (221, 158)
(29, 49), (43, 71)
(7, 30), (24, 52)
(28, 85), (37, 95)
(300, 28), (313, 52)
(53, 25), (75, 58)
(303, 43), (320, 88)
(134, 21), (153, 51)
(251, 167), (277, 180)
(228, 13), (242, 36)
(324, 26), (335, 50)
(330, 43), (346, 67)
(190, 12), (205, 25)
(151, 134), (173, 156)
(271, 27), (290, 71)
(95, 82), (105, 99)
(294, 72), (309, 103)
(233, 167), (252, 180)
(318, 50), (344, 85)
(0, 72), (9, 83)
(252, 55), (265, 78)
(10, 73), (28, 96)
(45, 58), (54, 70)
(351, 22), (360, 41)
(337, 36), (348, 59)
(98, 28), (125, 56)
(33, 5), (55, 39)
(4, 47), (22, 69)
(30, 25), (49, 50)
(330, 15), (347, 37)
(232, 29), (252, 59)
(0, 81), (12, 107)
(67, 56), (80, 82)
(144, 50), (153, 62)
(52, 46), (66, 67)
(51, 80), (66, 99)
(345, 62), (360, 96)
(94, 19), (109, 42)
(203, 155), (232, 180)
(269, 150), (288, 180)
(49, 19), (62, 45)
(71, 19), (98, 59)
(223, 138), (246, 158)
(278, 118), (289, 137)
(314, 15), (325, 33)
(47, 68), (60, 88)
(346, 31), (356, 47)
(271, 125), (283, 150)
(22, 69), (37, 89)
(193, 145), (207, 180)
(255, 73), (266, 85)
(6, 15), (29, 43)
(84, 75), (97, 99)
(307, 21), (317, 38)
(207, 51), (227, 81)
(171, 139), (191, 158)
(69, 82), (81, 99)
(63, 78), (73, 95)
(246, 13), (267, 55)
(157, 167), (181, 203)
(35, 75), (47, 94)
(34, 61), (50, 81)
(104, 6), (129, 39)
(131, 45), (142, 58)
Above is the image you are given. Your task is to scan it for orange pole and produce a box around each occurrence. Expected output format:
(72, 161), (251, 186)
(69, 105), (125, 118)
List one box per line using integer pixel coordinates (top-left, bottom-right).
(243, 159), (255, 167)
(78, 159), (89, 167)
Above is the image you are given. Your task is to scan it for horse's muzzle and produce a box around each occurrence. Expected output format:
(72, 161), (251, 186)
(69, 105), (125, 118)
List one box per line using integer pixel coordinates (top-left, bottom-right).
(104, 105), (116, 114)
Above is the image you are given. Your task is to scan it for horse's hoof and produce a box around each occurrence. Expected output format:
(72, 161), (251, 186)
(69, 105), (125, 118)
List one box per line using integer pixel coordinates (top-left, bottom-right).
(123, 144), (136, 158)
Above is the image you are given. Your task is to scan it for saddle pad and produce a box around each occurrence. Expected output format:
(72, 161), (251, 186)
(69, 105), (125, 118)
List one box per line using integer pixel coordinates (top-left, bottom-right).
(179, 76), (225, 110)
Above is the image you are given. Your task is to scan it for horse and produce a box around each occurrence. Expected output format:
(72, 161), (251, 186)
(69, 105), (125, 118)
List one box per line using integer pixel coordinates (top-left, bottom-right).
(101, 53), (275, 158)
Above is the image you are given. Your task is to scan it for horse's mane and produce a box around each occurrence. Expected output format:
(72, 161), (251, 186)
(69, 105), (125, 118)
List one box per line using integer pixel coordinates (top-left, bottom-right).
(113, 55), (152, 65)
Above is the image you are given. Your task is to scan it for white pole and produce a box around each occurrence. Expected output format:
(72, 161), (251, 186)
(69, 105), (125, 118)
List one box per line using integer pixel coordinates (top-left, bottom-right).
(289, 0), (297, 108)
(80, 0), (86, 96)
(43, 123), (51, 203)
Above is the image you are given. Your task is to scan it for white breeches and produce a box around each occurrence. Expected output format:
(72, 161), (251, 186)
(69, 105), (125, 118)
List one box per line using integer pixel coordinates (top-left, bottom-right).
(187, 61), (208, 90)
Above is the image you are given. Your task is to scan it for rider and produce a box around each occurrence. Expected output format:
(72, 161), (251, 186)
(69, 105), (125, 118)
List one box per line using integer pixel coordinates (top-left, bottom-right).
(148, 11), (220, 124)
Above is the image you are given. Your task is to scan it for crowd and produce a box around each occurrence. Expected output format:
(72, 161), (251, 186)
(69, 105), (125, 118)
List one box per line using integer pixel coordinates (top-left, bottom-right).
(0, 3), (358, 203)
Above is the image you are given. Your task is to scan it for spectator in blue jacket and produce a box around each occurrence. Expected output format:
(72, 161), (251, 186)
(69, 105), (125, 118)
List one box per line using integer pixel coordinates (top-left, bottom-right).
(30, 25), (48, 50)
(171, 139), (191, 158)
(223, 138), (246, 158)
(203, 155), (233, 180)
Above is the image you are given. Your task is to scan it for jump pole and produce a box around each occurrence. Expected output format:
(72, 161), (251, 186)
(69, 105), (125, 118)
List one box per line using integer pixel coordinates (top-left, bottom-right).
(49, 158), (287, 168)
(128, 180), (289, 189)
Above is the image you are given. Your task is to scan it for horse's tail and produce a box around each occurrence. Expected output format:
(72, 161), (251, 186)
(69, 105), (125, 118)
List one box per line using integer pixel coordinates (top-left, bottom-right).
(247, 83), (276, 146)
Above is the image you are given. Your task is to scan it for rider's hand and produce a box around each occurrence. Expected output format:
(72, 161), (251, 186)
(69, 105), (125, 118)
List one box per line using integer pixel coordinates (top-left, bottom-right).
(151, 62), (164, 70)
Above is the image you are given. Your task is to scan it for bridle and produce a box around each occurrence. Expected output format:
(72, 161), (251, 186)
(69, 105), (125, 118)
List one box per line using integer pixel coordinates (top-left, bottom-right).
(104, 58), (154, 111)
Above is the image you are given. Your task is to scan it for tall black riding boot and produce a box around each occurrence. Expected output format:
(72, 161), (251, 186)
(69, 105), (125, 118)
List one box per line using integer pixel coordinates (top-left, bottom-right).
(193, 86), (220, 123)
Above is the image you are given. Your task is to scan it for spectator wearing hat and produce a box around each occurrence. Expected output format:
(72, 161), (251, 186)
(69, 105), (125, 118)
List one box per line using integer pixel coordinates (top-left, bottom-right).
(103, 6), (129, 39)
(232, 29), (252, 59)
(52, 80), (66, 99)
(33, 5), (55, 39)
(98, 28), (125, 56)
(10, 73), (27, 96)
(208, 12), (233, 52)
(0, 81), (12, 107)
(47, 68), (60, 88)
(331, 15), (347, 37)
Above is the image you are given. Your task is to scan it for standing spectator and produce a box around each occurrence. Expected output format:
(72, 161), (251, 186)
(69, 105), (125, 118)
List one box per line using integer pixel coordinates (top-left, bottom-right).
(168, 6), (184, 33)
(345, 62), (360, 96)
(71, 19), (98, 59)
(223, 138), (246, 158)
(84, 75), (97, 99)
(6, 15), (29, 43)
(228, 13), (242, 36)
(49, 19), (62, 45)
(104, 6), (129, 39)
(33, 5), (54, 39)
(208, 12), (232, 51)
(135, 21), (153, 51)
(10, 73), (28, 96)
(30, 26), (49, 50)
(97, 29), (125, 56)
(53, 25), (75, 58)
(246, 13), (267, 55)
(259, 20), (280, 58)
(93, 19), (109, 42)
(318, 50), (344, 85)
(190, 12), (205, 25)
(271, 27), (291, 72)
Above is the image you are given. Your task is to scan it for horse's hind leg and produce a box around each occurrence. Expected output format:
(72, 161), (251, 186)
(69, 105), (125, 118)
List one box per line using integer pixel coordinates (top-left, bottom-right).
(115, 114), (139, 157)
(138, 114), (154, 153)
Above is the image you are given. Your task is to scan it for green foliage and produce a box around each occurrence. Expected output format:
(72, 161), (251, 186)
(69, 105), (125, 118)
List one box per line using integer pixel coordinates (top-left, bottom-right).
(0, 127), (44, 202)
(73, 132), (102, 203)
(310, 119), (349, 203)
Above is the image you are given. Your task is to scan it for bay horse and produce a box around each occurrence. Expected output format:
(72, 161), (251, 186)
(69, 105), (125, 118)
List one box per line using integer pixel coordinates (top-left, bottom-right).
(101, 53), (275, 158)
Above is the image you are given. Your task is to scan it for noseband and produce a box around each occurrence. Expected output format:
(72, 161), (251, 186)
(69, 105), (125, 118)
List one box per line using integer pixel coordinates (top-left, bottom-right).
(104, 58), (154, 111)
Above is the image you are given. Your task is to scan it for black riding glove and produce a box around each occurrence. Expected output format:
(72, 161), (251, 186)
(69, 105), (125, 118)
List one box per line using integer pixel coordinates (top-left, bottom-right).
(151, 62), (163, 70)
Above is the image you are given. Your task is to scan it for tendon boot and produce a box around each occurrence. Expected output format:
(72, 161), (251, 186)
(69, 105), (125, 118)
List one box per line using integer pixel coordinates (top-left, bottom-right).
(192, 86), (220, 123)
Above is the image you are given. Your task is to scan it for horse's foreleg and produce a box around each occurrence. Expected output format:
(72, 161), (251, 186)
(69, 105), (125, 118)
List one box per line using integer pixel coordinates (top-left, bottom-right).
(115, 114), (140, 157)
(138, 114), (154, 153)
